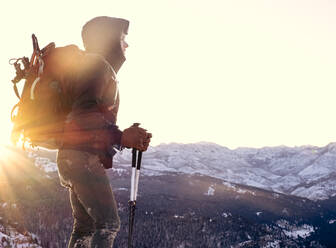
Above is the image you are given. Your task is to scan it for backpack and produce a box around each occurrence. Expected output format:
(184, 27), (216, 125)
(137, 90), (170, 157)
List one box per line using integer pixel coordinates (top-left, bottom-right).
(10, 34), (74, 149)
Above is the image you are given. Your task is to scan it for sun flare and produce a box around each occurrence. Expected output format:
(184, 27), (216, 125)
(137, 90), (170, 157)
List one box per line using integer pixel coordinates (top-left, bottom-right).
(0, 145), (16, 164)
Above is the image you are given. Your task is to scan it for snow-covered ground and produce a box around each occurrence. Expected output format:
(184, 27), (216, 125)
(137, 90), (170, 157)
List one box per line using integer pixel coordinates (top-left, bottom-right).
(276, 220), (314, 239)
(0, 224), (41, 248)
(263, 240), (281, 248)
(329, 219), (336, 224)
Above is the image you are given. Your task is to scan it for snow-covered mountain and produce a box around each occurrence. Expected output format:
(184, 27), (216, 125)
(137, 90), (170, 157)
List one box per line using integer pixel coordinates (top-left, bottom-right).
(29, 142), (336, 201)
(7, 144), (336, 247)
(112, 142), (336, 201)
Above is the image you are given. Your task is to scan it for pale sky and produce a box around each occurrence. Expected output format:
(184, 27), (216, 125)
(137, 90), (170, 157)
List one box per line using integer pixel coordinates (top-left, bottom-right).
(1, 0), (336, 149)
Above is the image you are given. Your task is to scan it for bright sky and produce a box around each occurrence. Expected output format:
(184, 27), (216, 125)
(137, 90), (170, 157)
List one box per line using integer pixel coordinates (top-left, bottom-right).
(1, 0), (336, 149)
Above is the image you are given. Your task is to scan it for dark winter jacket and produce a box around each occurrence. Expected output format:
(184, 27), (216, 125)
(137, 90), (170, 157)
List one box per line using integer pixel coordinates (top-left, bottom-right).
(46, 45), (123, 168)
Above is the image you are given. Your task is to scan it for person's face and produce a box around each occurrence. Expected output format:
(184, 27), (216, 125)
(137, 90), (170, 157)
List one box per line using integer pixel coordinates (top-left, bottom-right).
(120, 32), (128, 55)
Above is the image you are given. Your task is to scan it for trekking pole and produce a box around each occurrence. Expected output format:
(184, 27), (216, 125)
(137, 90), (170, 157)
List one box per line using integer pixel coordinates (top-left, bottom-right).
(128, 123), (143, 248)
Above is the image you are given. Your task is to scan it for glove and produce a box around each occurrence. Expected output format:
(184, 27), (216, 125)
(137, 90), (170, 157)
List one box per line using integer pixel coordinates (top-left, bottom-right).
(121, 124), (152, 151)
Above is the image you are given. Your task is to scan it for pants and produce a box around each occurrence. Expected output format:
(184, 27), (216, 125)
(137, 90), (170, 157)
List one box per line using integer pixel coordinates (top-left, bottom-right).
(57, 149), (120, 248)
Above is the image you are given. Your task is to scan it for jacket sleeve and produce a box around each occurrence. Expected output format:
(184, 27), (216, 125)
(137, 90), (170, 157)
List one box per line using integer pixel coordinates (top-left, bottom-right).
(62, 54), (122, 150)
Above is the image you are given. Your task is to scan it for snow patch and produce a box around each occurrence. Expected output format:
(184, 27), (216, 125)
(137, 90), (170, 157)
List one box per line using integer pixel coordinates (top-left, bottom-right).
(174, 215), (184, 219)
(111, 167), (126, 176)
(283, 224), (314, 239)
(222, 182), (256, 195)
(276, 220), (314, 239)
(222, 212), (231, 218)
(236, 240), (253, 247)
(272, 193), (280, 199)
(34, 157), (57, 173)
(263, 240), (280, 248)
(116, 188), (128, 191)
(205, 185), (215, 196)
(0, 223), (42, 248)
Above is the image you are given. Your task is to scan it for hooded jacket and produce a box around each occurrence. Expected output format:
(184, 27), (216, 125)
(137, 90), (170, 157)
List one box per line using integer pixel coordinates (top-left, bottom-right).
(51, 46), (121, 169)
(60, 17), (130, 168)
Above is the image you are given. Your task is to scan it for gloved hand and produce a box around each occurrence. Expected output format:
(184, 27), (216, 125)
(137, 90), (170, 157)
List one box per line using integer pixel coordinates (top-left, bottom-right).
(121, 124), (152, 151)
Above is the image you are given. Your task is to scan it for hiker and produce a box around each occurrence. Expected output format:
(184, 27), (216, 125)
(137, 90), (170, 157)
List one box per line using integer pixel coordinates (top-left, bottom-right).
(56, 16), (152, 247)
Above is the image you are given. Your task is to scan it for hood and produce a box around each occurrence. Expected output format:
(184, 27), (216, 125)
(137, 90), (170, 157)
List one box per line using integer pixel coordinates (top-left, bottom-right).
(81, 16), (129, 73)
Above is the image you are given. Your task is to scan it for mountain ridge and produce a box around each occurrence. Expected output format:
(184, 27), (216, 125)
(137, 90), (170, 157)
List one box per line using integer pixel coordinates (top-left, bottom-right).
(23, 141), (336, 201)
(112, 142), (336, 201)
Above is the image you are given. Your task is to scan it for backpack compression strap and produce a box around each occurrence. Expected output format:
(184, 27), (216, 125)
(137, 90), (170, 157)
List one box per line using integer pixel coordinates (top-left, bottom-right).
(10, 57), (30, 99)
(10, 34), (42, 100)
